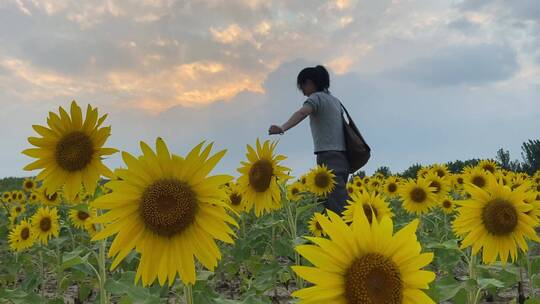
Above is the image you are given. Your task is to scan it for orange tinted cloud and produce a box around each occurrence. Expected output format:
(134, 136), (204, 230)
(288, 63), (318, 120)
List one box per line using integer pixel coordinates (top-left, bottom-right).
(106, 60), (265, 114)
(0, 58), (94, 100)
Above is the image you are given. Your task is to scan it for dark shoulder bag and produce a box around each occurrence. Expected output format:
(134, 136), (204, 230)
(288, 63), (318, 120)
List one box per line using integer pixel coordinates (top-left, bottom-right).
(338, 101), (371, 173)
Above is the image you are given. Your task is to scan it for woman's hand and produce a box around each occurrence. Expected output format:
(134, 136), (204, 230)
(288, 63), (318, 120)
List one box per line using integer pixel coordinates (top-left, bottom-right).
(268, 125), (284, 135)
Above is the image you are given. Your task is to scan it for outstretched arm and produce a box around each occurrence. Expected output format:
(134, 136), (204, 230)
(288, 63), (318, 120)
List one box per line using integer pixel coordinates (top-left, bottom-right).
(268, 104), (313, 135)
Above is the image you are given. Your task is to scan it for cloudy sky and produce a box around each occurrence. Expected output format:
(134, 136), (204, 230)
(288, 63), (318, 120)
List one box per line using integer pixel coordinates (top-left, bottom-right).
(0, 0), (539, 178)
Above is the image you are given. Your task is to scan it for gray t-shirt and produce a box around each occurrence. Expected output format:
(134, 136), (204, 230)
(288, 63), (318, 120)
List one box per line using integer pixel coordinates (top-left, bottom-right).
(303, 91), (346, 153)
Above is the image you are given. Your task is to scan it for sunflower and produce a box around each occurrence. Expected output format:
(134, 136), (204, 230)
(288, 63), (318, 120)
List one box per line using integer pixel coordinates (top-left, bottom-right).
(22, 101), (118, 202)
(2, 191), (11, 202)
(17, 191), (25, 203)
(398, 178), (438, 215)
(342, 190), (393, 224)
(224, 182), (247, 213)
(306, 164), (336, 197)
(31, 206), (60, 245)
(37, 187), (60, 205)
(453, 173), (540, 264)
(510, 174), (529, 190)
(533, 171), (540, 184)
(352, 176), (364, 188)
(367, 179), (382, 194)
(440, 197), (455, 214)
(22, 178), (36, 192)
(11, 191), (18, 202)
(28, 192), (39, 203)
(451, 173), (465, 191)
(463, 167), (490, 190)
(346, 183), (358, 197)
(477, 159), (499, 174)
(292, 209), (435, 303)
(8, 220), (35, 252)
(424, 171), (451, 200)
(308, 212), (327, 237)
(287, 181), (304, 202)
(237, 139), (291, 216)
(430, 163), (450, 179)
(383, 176), (401, 198)
(90, 138), (238, 286)
(417, 167), (430, 178)
(83, 223), (97, 238)
(10, 204), (26, 218)
(523, 191), (540, 224)
(69, 207), (96, 229)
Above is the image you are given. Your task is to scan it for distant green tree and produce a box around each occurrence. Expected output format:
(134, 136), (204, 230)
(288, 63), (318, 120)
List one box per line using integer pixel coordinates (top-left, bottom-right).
(399, 163), (422, 179)
(496, 148), (512, 170)
(445, 159), (480, 173)
(0, 177), (26, 192)
(520, 139), (540, 175)
(374, 166), (391, 177)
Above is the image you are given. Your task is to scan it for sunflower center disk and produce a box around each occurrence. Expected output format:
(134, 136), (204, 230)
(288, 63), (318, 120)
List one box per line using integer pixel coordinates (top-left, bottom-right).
(21, 227), (30, 240)
(40, 217), (52, 232)
(230, 193), (242, 206)
(249, 160), (274, 192)
(345, 253), (403, 304)
(436, 169), (445, 177)
(472, 176), (486, 188)
(482, 198), (518, 236)
(429, 181), (441, 193)
(140, 179), (197, 237)
(443, 200), (452, 208)
(292, 188), (299, 195)
(46, 193), (58, 201)
(362, 204), (378, 223)
(55, 131), (95, 172)
(410, 188), (427, 203)
(388, 183), (397, 193)
(315, 173), (330, 188)
(77, 211), (90, 220)
(484, 165), (495, 173)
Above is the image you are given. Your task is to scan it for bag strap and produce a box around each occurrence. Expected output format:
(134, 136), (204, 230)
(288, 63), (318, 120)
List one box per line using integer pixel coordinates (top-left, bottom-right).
(338, 101), (353, 123)
(338, 99), (372, 151)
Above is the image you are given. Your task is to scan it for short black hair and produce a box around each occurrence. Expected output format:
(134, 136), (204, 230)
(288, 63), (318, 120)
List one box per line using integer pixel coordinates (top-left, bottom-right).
(296, 65), (330, 93)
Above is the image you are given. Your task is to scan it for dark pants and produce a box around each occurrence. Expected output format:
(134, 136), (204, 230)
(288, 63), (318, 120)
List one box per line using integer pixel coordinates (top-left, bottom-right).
(315, 150), (350, 215)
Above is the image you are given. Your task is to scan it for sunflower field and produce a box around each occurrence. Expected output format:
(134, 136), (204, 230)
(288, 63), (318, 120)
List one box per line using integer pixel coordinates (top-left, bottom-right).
(0, 100), (539, 304)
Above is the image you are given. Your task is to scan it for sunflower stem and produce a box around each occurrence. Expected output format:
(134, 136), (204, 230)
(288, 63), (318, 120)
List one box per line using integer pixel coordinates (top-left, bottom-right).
(56, 241), (62, 296)
(284, 198), (304, 289)
(526, 251), (535, 298)
(98, 239), (108, 304)
(240, 214), (246, 239)
(468, 252), (479, 304)
(442, 212), (448, 241)
(96, 208), (108, 304)
(66, 224), (76, 250)
(39, 247), (45, 300)
(184, 283), (194, 304)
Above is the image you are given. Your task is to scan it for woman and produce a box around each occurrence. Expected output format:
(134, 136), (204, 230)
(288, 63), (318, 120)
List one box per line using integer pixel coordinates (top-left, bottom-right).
(268, 65), (350, 215)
